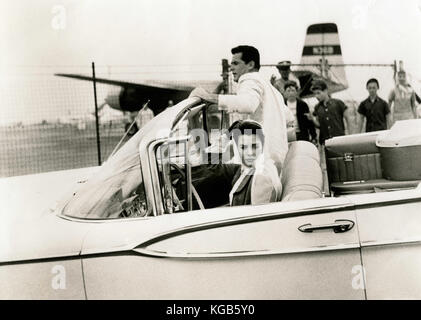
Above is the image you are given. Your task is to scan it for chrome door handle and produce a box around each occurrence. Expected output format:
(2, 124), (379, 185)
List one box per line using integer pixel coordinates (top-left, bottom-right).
(298, 219), (354, 233)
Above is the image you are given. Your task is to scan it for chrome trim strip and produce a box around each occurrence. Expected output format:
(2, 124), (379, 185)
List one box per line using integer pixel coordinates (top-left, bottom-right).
(171, 103), (206, 130)
(148, 138), (169, 216)
(151, 135), (193, 213)
(361, 238), (421, 248)
(354, 196), (421, 210)
(56, 213), (151, 223)
(139, 136), (158, 217)
(133, 242), (360, 259)
(0, 254), (82, 266)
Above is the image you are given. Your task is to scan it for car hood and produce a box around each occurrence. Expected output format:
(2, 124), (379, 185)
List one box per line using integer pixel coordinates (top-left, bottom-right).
(0, 167), (99, 263)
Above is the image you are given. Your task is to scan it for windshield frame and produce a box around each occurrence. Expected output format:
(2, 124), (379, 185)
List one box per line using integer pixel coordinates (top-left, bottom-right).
(56, 98), (205, 221)
(149, 110), (205, 215)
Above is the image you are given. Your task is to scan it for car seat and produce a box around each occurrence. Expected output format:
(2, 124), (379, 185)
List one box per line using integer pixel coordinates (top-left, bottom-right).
(281, 141), (323, 201)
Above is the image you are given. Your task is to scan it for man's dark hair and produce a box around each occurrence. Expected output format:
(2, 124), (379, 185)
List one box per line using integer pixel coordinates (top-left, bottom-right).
(366, 78), (379, 88)
(231, 120), (265, 146)
(311, 79), (328, 92)
(231, 45), (260, 70)
(284, 80), (299, 91)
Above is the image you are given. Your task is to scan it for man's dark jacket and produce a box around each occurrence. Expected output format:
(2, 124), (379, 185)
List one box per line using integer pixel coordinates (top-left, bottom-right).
(191, 164), (253, 207)
(229, 168), (255, 206)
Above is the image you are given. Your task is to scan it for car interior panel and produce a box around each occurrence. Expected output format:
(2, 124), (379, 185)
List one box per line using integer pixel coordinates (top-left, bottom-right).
(325, 131), (421, 196)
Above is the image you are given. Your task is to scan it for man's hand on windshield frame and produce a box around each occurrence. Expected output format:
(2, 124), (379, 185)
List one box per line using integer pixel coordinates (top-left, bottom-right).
(189, 87), (219, 104)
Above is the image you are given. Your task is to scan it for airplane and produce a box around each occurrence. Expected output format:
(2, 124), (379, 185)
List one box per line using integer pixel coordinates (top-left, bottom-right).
(54, 23), (350, 120)
(2, 97), (421, 299)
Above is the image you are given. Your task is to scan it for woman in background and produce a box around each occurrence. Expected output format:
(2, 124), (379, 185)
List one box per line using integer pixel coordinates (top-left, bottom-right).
(389, 70), (418, 124)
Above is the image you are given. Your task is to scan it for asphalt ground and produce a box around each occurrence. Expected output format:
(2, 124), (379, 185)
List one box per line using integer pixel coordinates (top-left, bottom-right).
(0, 123), (128, 177)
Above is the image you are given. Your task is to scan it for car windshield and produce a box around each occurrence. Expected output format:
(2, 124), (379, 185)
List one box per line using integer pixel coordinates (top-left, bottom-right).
(61, 133), (148, 220)
(59, 99), (222, 219)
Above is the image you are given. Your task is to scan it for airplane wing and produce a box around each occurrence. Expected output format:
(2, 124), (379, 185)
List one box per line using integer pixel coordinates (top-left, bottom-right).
(55, 73), (195, 92)
(55, 73), (220, 113)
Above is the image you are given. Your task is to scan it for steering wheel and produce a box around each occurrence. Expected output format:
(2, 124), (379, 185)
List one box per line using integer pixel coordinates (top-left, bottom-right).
(169, 162), (205, 210)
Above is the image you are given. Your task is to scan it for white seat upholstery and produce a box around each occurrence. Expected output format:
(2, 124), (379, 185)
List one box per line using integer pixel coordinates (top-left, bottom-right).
(281, 141), (323, 201)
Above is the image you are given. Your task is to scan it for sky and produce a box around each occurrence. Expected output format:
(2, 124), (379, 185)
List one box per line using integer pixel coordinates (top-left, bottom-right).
(1, 0), (421, 123)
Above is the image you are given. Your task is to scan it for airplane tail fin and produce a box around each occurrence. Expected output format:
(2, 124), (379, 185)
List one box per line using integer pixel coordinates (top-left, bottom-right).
(299, 23), (348, 89)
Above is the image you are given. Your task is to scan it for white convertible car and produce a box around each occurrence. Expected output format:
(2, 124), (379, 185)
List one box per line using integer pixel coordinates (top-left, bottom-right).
(1, 97), (421, 299)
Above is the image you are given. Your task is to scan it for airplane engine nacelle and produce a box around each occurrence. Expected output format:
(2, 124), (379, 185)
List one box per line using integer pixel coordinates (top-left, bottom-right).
(104, 87), (150, 113)
(104, 88), (123, 111)
(105, 88), (147, 112)
(119, 87), (150, 113)
(117, 86), (189, 115)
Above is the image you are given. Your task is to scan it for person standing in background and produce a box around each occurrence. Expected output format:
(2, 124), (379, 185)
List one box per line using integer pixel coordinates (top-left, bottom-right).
(136, 102), (154, 130)
(283, 80), (317, 143)
(270, 61), (300, 98)
(306, 79), (352, 196)
(307, 79), (352, 145)
(389, 70), (418, 124)
(357, 78), (392, 133)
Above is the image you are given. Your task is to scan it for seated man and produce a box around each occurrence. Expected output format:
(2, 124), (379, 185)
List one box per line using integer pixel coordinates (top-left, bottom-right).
(229, 120), (282, 205)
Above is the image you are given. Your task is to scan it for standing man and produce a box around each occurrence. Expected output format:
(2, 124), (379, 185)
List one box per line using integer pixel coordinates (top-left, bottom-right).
(357, 78), (392, 133)
(307, 79), (352, 145)
(283, 80), (317, 143)
(189, 45), (289, 172)
(389, 70), (418, 124)
(271, 61), (300, 98)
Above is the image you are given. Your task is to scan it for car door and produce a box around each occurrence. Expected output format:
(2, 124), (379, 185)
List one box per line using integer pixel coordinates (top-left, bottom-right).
(351, 184), (421, 299)
(80, 197), (364, 299)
